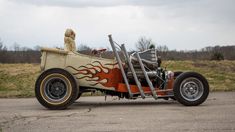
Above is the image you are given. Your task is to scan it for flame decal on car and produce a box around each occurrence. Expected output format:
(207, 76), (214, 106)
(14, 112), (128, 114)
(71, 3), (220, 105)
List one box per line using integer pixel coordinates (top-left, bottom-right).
(67, 61), (122, 88)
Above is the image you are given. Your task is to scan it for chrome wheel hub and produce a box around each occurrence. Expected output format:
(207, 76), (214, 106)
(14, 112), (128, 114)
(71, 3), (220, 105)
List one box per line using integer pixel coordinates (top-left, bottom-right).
(180, 77), (204, 101)
(45, 78), (67, 100)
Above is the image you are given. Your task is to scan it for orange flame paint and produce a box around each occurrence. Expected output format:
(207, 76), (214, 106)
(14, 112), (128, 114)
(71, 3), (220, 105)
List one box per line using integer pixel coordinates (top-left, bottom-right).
(67, 61), (123, 88)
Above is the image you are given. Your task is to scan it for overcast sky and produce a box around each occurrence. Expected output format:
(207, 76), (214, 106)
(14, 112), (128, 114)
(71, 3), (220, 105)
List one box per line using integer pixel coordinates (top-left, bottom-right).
(0, 0), (234, 50)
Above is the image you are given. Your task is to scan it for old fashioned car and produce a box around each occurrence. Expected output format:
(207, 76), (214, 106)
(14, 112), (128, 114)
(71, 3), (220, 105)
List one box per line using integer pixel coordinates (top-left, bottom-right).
(35, 29), (209, 109)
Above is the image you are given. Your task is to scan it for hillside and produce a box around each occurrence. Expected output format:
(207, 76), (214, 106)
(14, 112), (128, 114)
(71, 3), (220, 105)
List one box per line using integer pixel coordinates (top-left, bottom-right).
(0, 61), (234, 97)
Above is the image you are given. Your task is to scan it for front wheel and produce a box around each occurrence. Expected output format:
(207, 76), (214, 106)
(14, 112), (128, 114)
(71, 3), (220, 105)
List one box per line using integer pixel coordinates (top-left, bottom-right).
(173, 72), (209, 106)
(35, 68), (78, 110)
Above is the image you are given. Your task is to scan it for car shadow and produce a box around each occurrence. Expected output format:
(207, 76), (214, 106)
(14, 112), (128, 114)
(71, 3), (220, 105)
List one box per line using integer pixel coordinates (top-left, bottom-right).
(71, 99), (179, 109)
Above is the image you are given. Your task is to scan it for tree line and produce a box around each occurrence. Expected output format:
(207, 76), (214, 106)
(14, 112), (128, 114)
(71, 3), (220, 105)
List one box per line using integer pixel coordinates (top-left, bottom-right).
(0, 41), (40, 63)
(0, 37), (234, 63)
(135, 37), (234, 61)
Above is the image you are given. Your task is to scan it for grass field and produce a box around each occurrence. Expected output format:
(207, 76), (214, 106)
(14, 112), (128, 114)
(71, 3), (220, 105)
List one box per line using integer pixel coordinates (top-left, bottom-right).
(0, 61), (235, 98)
(0, 64), (40, 98)
(164, 60), (235, 91)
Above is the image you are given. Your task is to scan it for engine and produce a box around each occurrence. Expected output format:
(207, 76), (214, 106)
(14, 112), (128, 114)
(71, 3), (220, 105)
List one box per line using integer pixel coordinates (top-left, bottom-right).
(126, 49), (173, 89)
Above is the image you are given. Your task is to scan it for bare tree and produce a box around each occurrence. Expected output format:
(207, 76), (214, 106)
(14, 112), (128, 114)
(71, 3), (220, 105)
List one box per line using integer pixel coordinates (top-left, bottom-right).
(21, 46), (32, 51)
(157, 45), (169, 58)
(0, 38), (2, 50)
(77, 44), (92, 51)
(157, 45), (168, 51)
(0, 38), (7, 51)
(0, 39), (8, 63)
(136, 36), (155, 51)
(13, 42), (20, 51)
(34, 45), (41, 51)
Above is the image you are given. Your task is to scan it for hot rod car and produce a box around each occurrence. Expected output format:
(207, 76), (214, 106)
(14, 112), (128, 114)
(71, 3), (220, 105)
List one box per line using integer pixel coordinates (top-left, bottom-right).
(35, 30), (209, 110)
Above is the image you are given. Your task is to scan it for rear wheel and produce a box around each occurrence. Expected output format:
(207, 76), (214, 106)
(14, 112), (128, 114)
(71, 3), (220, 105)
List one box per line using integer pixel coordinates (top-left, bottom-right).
(173, 72), (209, 106)
(76, 93), (82, 100)
(35, 68), (78, 110)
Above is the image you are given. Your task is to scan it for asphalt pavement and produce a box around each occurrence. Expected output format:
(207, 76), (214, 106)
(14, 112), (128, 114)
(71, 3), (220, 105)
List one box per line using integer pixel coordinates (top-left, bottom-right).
(0, 92), (235, 132)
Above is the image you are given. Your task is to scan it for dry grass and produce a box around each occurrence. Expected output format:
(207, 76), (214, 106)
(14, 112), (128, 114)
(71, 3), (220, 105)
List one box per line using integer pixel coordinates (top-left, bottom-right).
(0, 61), (234, 98)
(0, 64), (40, 97)
(163, 60), (235, 91)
